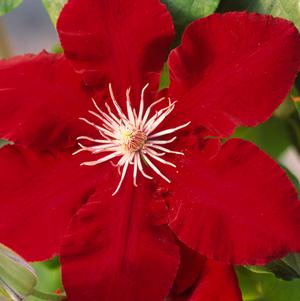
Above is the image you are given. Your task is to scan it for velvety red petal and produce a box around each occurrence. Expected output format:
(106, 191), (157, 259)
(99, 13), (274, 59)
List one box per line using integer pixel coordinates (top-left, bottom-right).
(168, 12), (300, 136)
(170, 259), (242, 301)
(173, 242), (206, 294)
(61, 176), (179, 301)
(57, 0), (174, 107)
(0, 144), (105, 261)
(0, 52), (92, 151)
(168, 137), (300, 264)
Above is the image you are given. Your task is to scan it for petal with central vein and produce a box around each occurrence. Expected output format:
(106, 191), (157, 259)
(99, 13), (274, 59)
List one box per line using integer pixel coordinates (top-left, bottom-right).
(57, 0), (174, 107)
(61, 176), (179, 301)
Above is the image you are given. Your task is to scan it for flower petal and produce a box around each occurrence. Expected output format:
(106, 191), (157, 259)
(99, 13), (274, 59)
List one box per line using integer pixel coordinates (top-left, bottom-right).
(57, 0), (174, 106)
(0, 52), (92, 151)
(191, 259), (242, 301)
(168, 137), (300, 264)
(170, 259), (242, 301)
(168, 12), (300, 136)
(61, 177), (179, 301)
(173, 242), (206, 295)
(0, 144), (104, 261)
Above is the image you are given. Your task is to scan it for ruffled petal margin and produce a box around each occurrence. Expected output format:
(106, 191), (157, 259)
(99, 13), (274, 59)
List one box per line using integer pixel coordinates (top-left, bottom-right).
(57, 0), (174, 107)
(168, 137), (300, 265)
(168, 12), (300, 136)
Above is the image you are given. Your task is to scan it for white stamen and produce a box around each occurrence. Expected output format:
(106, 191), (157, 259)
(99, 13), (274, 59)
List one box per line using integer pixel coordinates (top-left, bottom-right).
(147, 144), (184, 155)
(146, 148), (177, 168)
(147, 136), (177, 145)
(137, 83), (149, 125)
(136, 153), (153, 180)
(133, 153), (138, 187)
(148, 121), (191, 139)
(112, 157), (131, 196)
(142, 154), (171, 183)
(75, 83), (190, 195)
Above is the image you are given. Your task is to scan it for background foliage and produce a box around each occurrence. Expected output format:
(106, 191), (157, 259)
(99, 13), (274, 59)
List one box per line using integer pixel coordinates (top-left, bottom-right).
(0, 0), (300, 300)
(0, 0), (22, 16)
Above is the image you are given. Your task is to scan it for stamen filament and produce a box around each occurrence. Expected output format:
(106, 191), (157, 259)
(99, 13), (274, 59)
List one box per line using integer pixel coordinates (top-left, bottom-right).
(142, 154), (171, 183)
(147, 144), (184, 155)
(148, 121), (191, 139)
(146, 149), (176, 168)
(75, 84), (190, 195)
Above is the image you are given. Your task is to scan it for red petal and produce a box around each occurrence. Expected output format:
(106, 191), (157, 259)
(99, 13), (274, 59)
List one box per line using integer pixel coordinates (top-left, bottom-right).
(168, 12), (300, 136)
(173, 242), (206, 294)
(171, 260), (242, 301)
(191, 260), (242, 301)
(61, 177), (179, 301)
(168, 138), (300, 264)
(0, 144), (104, 261)
(0, 52), (92, 151)
(57, 0), (174, 107)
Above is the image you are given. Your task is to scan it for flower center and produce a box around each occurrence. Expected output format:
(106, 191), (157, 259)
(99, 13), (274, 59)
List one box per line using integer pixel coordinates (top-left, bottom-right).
(120, 128), (146, 153)
(74, 83), (190, 196)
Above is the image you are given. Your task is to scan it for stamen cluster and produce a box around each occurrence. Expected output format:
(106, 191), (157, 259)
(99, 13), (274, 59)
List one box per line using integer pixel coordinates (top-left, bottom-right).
(74, 84), (190, 195)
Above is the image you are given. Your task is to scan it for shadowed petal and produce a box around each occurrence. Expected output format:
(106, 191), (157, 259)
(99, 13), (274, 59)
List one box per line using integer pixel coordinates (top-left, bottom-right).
(169, 257), (242, 301)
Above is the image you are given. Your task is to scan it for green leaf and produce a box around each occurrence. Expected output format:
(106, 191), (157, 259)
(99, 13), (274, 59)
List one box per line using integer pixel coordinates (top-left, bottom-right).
(162, 0), (220, 38)
(237, 266), (300, 301)
(41, 0), (67, 26)
(282, 253), (300, 277)
(0, 0), (22, 16)
(247, 260), (300, 281)
(245, 251), (300, 282)
(219, 0), (300, 31)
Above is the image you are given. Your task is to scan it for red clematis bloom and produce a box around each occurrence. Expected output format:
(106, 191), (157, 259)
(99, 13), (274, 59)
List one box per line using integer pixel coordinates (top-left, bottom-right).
(1, 0), (300, 300)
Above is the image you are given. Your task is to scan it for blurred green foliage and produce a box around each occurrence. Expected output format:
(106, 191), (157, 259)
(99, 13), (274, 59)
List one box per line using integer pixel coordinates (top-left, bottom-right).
(0, 0), (22, 16)
(219, 0), (300, 31)
(162, 0), (220, 40)
(237, 267), (300, 301)
(247, 253), (300, 281)
(233, 117), (292, 160)
(293, 98), (300, 117)
(41, 0), (67, 26)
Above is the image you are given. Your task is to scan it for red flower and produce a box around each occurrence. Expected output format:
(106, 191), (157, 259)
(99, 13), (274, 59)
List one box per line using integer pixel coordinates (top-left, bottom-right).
(1, 0), (300, 300)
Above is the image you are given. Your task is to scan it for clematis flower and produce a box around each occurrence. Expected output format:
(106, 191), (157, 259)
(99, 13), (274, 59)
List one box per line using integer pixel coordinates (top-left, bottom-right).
(1, 0), (300, 300)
